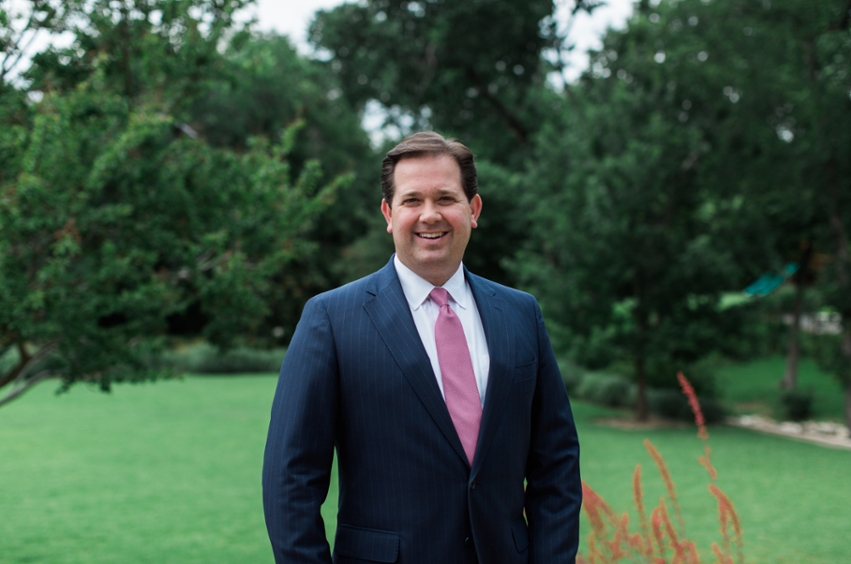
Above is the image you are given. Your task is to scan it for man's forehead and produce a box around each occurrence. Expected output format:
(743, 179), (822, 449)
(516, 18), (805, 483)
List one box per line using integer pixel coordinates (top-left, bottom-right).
(394, 155), (462, 183)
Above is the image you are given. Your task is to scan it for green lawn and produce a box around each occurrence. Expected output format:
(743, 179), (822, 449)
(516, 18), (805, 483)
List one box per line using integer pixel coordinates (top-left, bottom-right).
(1, 374), (849, 563)
(715, 355), (845, 420)
(575, 402), (851, 564)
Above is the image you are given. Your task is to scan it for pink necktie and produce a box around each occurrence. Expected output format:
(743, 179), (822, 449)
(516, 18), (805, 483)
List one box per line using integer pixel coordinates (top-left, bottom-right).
(430, 287), (482, 465)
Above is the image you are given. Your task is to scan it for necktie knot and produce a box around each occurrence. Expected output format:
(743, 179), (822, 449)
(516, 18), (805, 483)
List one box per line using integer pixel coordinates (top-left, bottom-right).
(429, 287), (450, 308)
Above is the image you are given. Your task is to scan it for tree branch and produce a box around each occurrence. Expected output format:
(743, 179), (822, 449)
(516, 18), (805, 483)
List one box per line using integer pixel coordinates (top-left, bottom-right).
(0, 339), (58, 390)
(0, 5), (39, 80)
(465, 66), (529, 145)
(0, 369), (57, 408)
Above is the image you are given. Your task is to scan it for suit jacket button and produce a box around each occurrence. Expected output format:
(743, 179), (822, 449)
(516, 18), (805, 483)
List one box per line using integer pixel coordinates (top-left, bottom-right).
(464, 536), (472, 546)
(470, 479), (477, 490)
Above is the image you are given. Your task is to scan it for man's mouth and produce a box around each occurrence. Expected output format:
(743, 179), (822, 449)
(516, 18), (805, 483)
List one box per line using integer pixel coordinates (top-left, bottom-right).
(417, 232), (447, 240)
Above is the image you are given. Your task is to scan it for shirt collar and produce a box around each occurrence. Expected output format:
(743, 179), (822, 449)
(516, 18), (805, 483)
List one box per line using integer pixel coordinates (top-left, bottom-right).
(393, 255), (470, 311)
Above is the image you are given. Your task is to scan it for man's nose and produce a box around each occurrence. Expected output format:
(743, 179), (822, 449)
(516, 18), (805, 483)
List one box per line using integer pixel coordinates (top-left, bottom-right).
(419, 201), (441, 222)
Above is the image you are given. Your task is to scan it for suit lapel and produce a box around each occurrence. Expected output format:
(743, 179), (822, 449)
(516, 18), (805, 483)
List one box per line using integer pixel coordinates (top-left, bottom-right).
(363, 261), (469, 466)
(467, 271), (515, 475)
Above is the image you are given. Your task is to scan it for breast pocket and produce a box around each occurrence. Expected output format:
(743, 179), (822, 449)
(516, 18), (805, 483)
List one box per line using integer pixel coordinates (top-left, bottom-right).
(512, 358), (537, 382)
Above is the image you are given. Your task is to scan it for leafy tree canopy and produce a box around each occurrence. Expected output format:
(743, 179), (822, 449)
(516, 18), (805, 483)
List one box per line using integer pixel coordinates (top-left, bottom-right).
(0, 0), (350, 406)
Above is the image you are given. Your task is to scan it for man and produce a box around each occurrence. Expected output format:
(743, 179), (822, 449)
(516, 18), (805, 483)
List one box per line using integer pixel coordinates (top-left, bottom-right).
(263, 132), (581, 564)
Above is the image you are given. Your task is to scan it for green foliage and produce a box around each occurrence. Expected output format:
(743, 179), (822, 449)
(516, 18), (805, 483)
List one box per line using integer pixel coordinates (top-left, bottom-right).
(559, 357), (586, 395)
(308, 0), (590, 285)
(155, 342), (285, 375)
(188, 31), (382, 323)
(577, 372), (636, 409)
(516, 67), (737, 417)
(811, 333), (851, 386)
(780, 387), (815, 421)
(0, 1), (346, 406)
(309, 0), (558, 156)
(646, 387), (727, 424)
(514, 0), (851, 420)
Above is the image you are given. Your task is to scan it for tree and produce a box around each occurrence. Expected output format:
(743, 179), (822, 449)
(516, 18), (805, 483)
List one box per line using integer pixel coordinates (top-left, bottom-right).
(186, 32), (378, 339)
(517, 86), (736, 421)
(517, 0), (851, 422)
(515, 0), (750, 419)
(649, 0), (851, 420)
(0, 0), (346, 407)
(307, 0), (602, 285)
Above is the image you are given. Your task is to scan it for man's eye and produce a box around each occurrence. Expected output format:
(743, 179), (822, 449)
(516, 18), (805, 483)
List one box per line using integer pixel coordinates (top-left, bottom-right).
(403, 198), (419, 205)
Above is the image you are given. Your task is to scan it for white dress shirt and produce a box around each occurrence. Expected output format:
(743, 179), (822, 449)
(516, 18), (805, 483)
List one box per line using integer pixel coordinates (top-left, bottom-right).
(394, 256), (490, 405)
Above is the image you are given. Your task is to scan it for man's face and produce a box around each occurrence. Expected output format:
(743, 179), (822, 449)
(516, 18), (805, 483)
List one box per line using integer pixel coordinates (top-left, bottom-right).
(381, 155), (482, 286)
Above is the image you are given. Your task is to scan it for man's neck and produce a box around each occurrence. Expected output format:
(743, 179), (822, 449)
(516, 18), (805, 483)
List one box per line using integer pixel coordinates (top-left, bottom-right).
(394, 257), (462, 287)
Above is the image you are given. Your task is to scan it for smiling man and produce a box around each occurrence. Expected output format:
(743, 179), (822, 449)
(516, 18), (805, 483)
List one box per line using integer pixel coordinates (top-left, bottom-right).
(263, 132), (581, 564)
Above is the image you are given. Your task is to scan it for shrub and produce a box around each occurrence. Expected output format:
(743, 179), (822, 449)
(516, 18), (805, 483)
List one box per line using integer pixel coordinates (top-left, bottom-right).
(577, 373), (636, 408)
(647, 388), (727, 424)
(155, 342), (285, 374)
(578, 373), (745, 564)
(780, 388), (814, 421)
(559, 358), (585, 395)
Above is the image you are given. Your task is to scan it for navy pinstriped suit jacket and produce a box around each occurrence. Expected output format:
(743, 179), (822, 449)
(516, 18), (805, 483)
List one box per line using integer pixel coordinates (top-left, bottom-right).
(262, 258), (581, 564)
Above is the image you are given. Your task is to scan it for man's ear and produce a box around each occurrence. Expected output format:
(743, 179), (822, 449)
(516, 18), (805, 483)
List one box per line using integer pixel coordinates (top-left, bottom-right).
(381, 198), (393, 233)
(470, 194), (482, 229)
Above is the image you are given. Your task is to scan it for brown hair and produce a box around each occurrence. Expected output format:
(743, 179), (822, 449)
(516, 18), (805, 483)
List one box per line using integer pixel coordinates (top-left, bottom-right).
(381, 131), (478, 206)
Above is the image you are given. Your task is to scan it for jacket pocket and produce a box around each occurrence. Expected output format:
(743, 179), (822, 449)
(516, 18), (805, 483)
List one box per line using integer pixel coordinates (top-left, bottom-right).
(334, 524), (400, 563)
(513, 358), (537, 382)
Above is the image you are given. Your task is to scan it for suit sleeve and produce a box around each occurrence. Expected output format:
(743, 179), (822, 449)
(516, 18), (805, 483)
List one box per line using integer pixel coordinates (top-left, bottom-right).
(525, 298), (582, 563)
(262, 297), (339, 564)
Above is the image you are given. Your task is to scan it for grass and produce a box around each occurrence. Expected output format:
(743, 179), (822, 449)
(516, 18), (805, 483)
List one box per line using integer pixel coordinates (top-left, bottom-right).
(0, 375), (280, 564)
(1, 372), (849, 563)
(715, 355), (844, 420)
(574, 402), (851, 564)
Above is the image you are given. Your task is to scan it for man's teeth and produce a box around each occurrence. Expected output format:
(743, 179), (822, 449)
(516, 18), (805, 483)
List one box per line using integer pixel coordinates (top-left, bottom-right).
(418, 232), (446, 239)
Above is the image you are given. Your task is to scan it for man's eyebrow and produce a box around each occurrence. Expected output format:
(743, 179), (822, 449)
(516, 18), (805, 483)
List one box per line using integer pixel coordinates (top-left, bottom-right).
(396, 188), (459, 199)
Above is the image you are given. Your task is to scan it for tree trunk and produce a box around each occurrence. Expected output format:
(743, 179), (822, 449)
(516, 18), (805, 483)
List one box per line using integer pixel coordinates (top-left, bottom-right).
(781, 282), (803, 390)
(841, 330), (851, 432)
(823, 158), (851, 431)
(845, 368), (851, 433)
(781, 244), (813, 390)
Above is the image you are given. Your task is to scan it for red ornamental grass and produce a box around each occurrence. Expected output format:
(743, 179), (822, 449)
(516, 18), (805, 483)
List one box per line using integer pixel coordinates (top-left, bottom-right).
(678, 371), (718, 481)
(633, 465), (654, 557)
(651, 506), (668, 561)
(708, 484), (744, 564)
(677, 371), (707, 440)
(577, 373), (745, 564)
(644, 439), (686, 538)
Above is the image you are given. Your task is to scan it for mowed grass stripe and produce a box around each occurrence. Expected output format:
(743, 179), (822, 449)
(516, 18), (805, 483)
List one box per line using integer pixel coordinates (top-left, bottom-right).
(2, 375), (849, 563)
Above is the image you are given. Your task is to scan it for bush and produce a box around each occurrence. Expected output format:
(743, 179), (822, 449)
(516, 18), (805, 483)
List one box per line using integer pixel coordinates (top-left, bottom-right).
(647, 388), (727, 424)
(576, 372), (635, 408)
(780, 388), (814, 421)
(644, 355), (720, 399)
(155, 342), (285, 374)
(559, 358), (585, 395)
